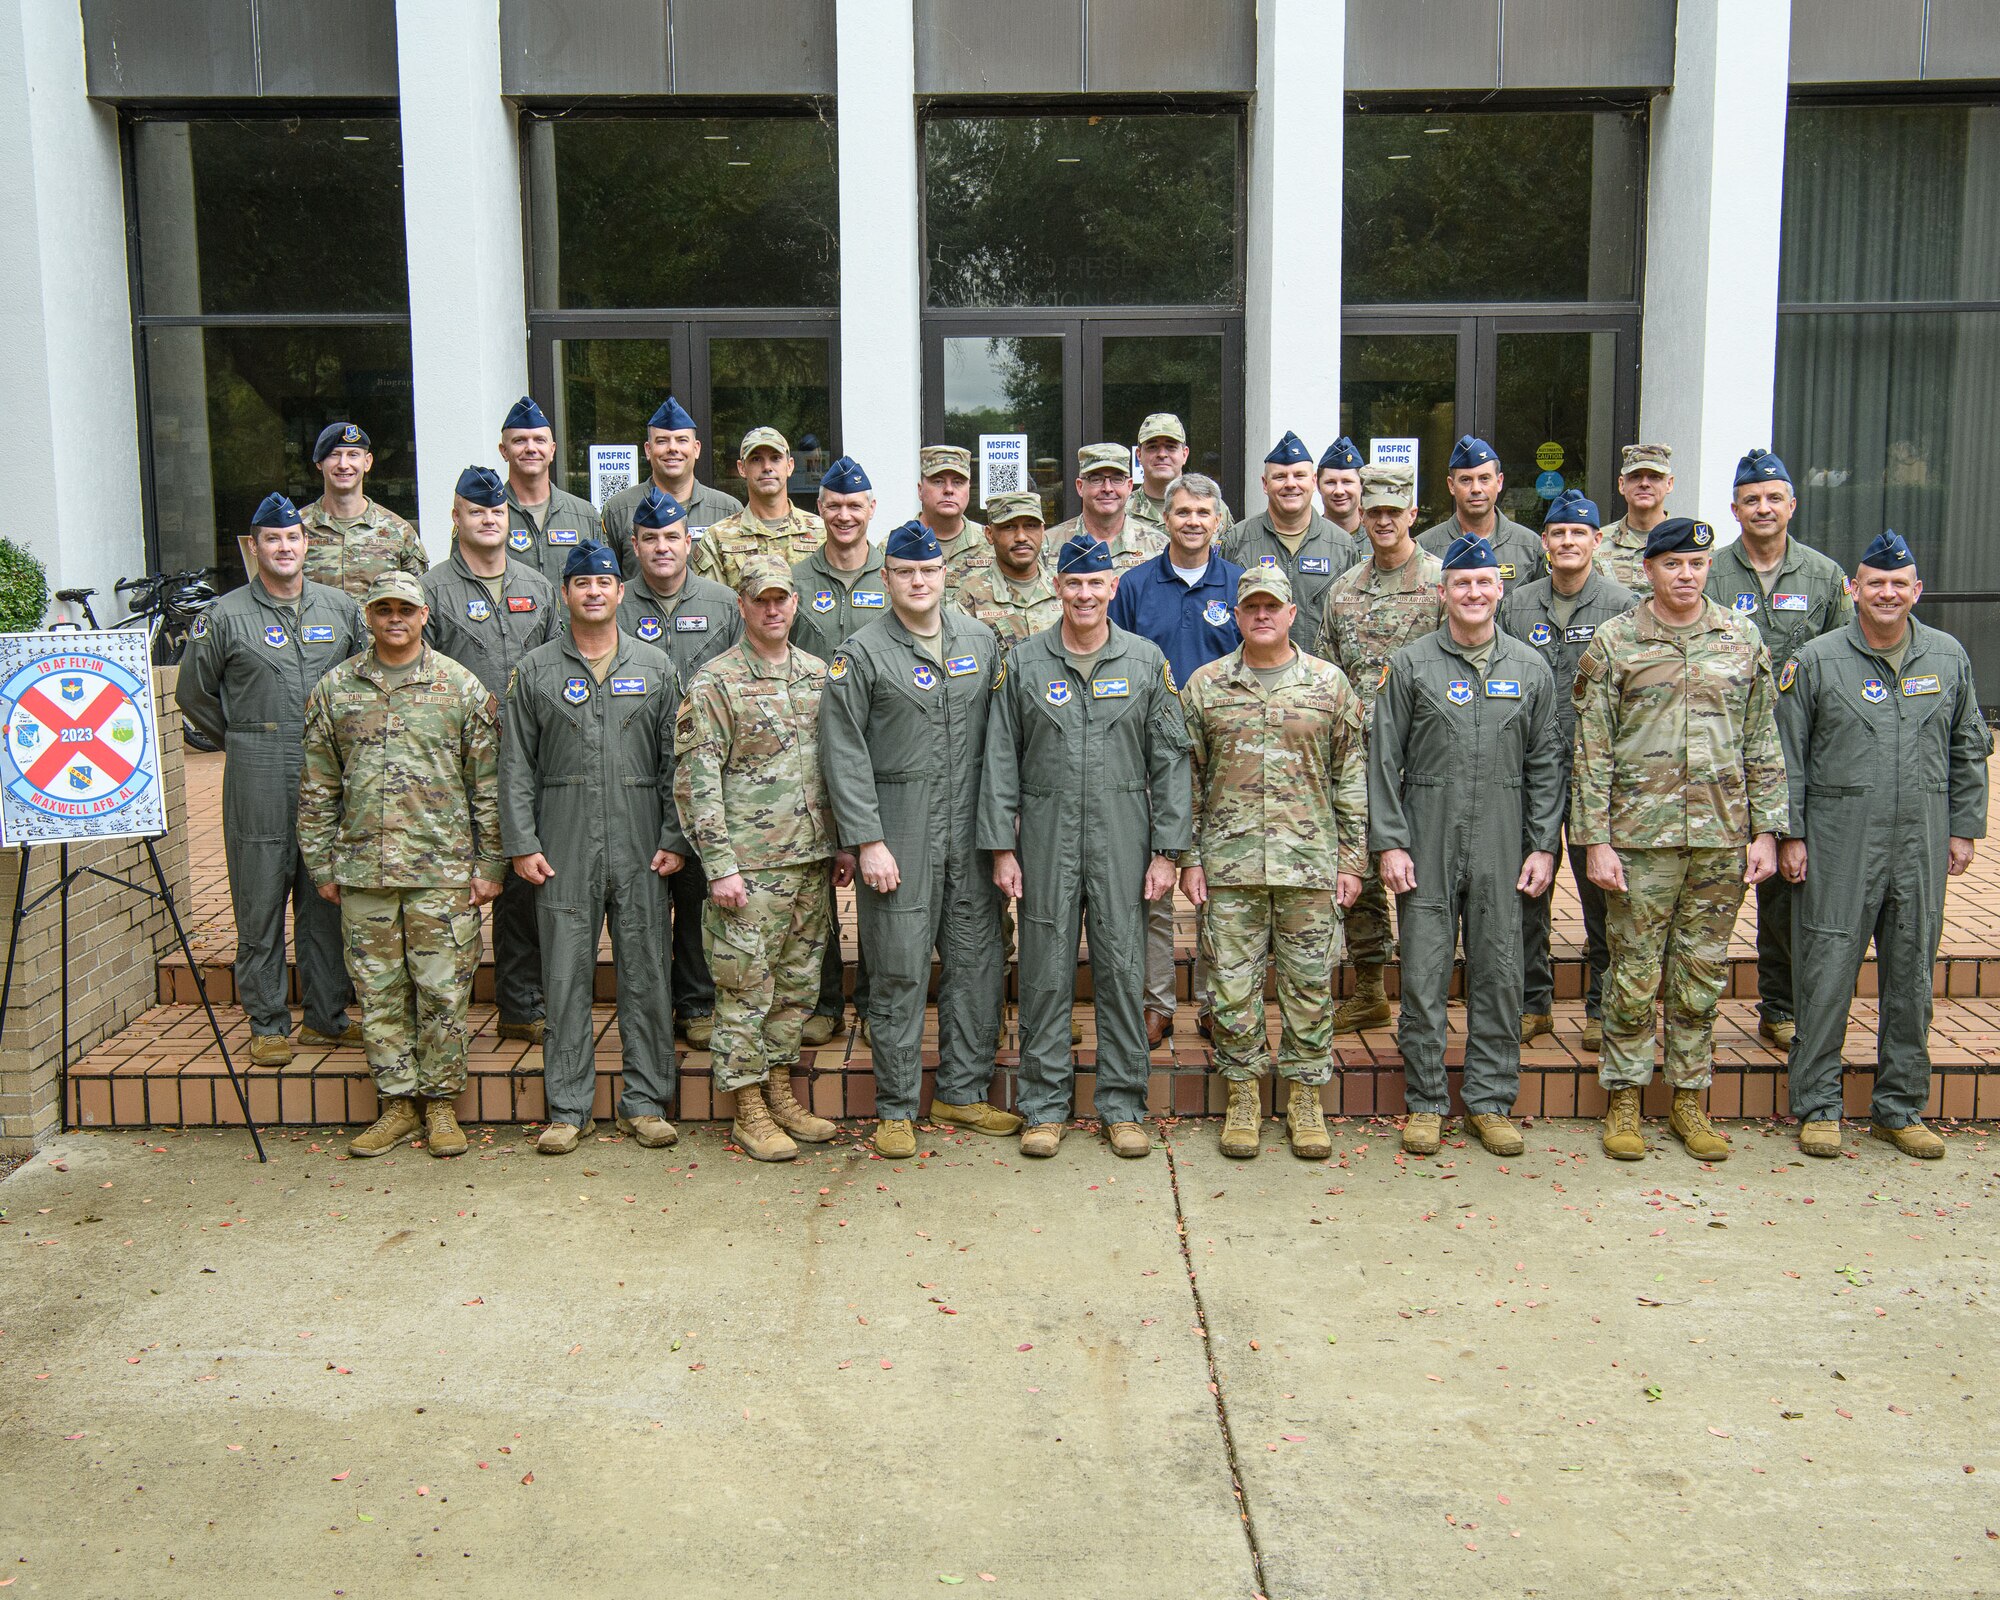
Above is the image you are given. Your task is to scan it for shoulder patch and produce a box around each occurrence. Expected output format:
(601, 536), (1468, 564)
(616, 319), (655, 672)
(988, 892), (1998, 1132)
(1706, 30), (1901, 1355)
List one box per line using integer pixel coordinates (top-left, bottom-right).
(828, 654), (850, 681)
(991, 658), (1007, 691)
(190, 614), (209, 640)
(1377, 662), (1391, 689)
(1777, 659), (1797, 693)
(1162, 661), (1177, 693)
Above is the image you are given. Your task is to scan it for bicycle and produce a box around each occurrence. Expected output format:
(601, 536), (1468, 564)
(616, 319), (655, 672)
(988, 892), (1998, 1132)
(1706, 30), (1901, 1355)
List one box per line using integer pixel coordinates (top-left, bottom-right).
(47, 570), (223, 750)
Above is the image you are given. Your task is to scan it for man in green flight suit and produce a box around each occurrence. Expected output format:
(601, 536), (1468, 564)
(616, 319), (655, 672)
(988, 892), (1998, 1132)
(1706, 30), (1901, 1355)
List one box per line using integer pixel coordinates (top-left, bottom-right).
(502, 541), (689, 1156)
(1777, 530), (1990, 1160)
(600, 396), (743, 576)
(980, 531), (1192, 1160)
(1220, 431), (1359, 654)
(1417, 435), (1544, 591)
(821, 520), (1021, 1158)
(497, 396), (604, 589)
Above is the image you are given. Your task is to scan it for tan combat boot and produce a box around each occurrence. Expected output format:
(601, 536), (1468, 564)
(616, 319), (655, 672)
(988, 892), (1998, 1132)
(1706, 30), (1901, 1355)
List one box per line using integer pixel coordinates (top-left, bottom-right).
(872, 1119), (917, 1159)
(1286, 1081), (1332, 1161)
(765, 1065), (837, 1142)
(1669, 1089), (1730, 1161)
(298, 1023), (361, 1049)
(1402, 1111), (1442, 1156)
(1871, 1120), (1945, 1159)
(1219, 1077), (1262, 1159)
(349, 1096), (419, 1159)
(616, 1114), (679, 1149)
(1519, 1013), (1554, 1045)
(1019, 1122), (1065, 1158)
(731, 1084), (798, 1162)
(1469, 1112), (1525, 1157)
(423, 1097), (469, 1158)
(678, 1015), (713, 1049)
(1331, 966), (1392, 1034)
(1580, 1016), (1603, 1053)
(800, 1013), (841, 1047)
(536, 1118), (595, 1155)
(1757, 1016), (1796, 1050)
(1104, 1121), (1151, 1159)
(1602, 1086), (1646, 1160)
(929, 1100), (1024, 1137)
(248, 1033), (293, 1067)
(497, 1019), (545, 1045)
(1799, 1118), (1842, 1158)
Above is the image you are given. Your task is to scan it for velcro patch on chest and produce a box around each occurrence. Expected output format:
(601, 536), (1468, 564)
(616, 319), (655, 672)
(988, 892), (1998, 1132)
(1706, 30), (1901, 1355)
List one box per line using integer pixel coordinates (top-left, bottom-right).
(563, 678), (589, 704)
(1046, 678), (1071, 705)
(263, 625), (288, 648)
(675, 615), (709, 631)
(1564, 624), (1595, 643)
(636, 617), (663, 641)
(1732, 592), (1758, 612)
(1092, 678), (1131, 698)
(812, 591), (836, 613)
(944, 655), (979, 677)
(303, 626), (335, 643)
(912, 663), (938, 690)
(1203, 601), (1230, 626)
(1862, 678), (1887, 702)
(1486, 680), (1522, 698)
(1298, 557), (1331, 575)
(1446, 680), (1473, 704)
(1901, 674), (1942, 696)
(1258, 555), (1278, 568)
(1498, 564), (1516, 579)
(1772, 593), (1809, 612)
(466, 598), (491, 621)
(548, 529), (579, 545)
(852, 591), (886, 609)
(507, 596), (537, 613)
(1528, 622), (1553, 646)
(610, 677), (647, 695)
(509, 530), (532, 551)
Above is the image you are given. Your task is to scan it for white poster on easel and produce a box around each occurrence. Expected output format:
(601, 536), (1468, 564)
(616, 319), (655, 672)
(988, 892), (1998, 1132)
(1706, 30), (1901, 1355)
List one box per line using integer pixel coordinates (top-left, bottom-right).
(978, 434), (1030, 506)
(0, 630), (167, 846)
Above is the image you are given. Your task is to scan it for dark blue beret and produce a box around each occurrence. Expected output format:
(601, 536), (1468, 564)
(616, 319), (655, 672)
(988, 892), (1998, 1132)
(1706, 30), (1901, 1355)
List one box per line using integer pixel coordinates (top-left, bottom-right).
(884, 520), (942, 563)
(647, 396), (698, 432)
(820, 455), (872, 495)
(1643, 517), (1716, 558)
(633, 487), (687, 530)
(1449, 435), (1499, 472)
(1441, 533), (1499, 571)
(454, 465), (506, 508)
(561, 540), (622, 582)
(1543, 489), (1600, 530)
(1859, 529), (1914, 571)
(1055, 533), (1114, 575)
(1317, 436), (1364, 472)
(251, 492), (301, 530)
(1733, 448), (1791, 488)
(1264, 431), (1312, 467)
(503, 396), (552, 433)
(313, 421), (369, 463)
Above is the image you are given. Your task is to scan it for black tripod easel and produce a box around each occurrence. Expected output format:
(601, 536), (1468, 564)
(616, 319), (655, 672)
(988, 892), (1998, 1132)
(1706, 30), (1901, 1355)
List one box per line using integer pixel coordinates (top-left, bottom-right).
(0, 836), (266, 1162)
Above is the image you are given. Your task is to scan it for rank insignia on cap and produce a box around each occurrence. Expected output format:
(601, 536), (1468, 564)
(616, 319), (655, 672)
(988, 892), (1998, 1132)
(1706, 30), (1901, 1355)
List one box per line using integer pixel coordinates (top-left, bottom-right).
(303, 626), (335, 643)
(1486, 680), (1521, 698)
(674, 616), (707, 631)
(1862, 678), (1887, 703)
(1046, 678), (1071, 706)
(944, 656), (978, 677)
(1528, 622), (1553, 646)
(1777, 660), (1797, 692)
(812, 591), (836, 613)
(548, 529), (579, 545)
(509, 530), (532, 551)
(828, 655), (849, 681)
(190, 615), (208, 640)
(1446, 680), (1473, 705)
(610, 677), (646, 695)
(1203, 601), (1230, 626)
(1901, 674), (1941, 696)
(507, 596), (537, 612)
(263, 625), (287, 648)
(1298, 557), (1330, 575)
(912, 662), (938, 691)
(636, 617), (663, 642)
(467, 598), (491, 622)
(563, 678), (589, 703)
(1092, 677), (1130, 698)
(1259, 555), (1277, 568)
(1691, 523), (1714, 547)
(853, 591), (886, 609)
(1732, 593), (1758, 613)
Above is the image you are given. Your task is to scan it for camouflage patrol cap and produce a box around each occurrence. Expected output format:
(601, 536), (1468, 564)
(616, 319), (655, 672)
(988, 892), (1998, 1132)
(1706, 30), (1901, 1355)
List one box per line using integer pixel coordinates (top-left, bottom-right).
(1137, 413), (1187, 445)
(985, 491), (1046, 526)
(738, 425), (790, 459)
(919, 445), (972, 479)
(1359, 464), (1416, 511)
(1620, 442), (1673, 476)
(1076, 442), (1132, 478)
(1235, 567), (1293, 605)
(364, 570), (426, 610)
(735, 554), (797, 598)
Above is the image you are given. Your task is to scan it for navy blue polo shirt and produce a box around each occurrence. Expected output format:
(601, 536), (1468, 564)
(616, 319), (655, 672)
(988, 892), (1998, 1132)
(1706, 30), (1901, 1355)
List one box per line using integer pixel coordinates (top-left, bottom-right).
(1107, 546), (1245, 686)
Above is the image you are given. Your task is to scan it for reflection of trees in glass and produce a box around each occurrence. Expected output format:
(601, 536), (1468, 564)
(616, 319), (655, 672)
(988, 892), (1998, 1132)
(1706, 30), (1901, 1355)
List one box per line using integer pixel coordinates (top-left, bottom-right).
(546, 118), (838, 309)
(925, 114), (1240, 308)
(1101, 336), (1225, 479)
(708, 338), (832, 497)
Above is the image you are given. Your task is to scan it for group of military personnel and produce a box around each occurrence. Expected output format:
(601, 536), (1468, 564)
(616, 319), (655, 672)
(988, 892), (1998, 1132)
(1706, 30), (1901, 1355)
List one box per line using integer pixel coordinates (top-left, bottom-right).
(175, 398), (1989, 1170)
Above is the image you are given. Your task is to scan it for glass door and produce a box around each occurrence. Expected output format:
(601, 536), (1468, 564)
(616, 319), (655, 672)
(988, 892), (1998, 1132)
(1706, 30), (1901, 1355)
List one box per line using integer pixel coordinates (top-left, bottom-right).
(1341, 326), (1468, 527)
(926, 320), (1081, 521)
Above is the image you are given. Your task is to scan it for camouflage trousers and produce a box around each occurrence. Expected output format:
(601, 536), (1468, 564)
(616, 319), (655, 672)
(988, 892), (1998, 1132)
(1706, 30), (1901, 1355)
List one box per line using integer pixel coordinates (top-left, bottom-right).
(1200, 885), (1341, 1085)
(702, 864), (831, 1093)
(1343, 857), (1396, 969)
(1600, 847), (1746, 1091)
(339, 886), (482, 1098)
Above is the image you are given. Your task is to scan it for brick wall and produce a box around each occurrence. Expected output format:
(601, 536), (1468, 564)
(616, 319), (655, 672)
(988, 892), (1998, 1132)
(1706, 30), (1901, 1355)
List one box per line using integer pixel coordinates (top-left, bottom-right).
(0, 667), (189, 1155)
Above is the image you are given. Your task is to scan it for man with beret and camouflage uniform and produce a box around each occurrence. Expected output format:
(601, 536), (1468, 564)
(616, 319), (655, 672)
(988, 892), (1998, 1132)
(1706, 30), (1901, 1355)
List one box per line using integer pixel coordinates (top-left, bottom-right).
(1372, 534), (1563, 1158)
(1500, 489), (1637, 1052)
(299, 421), (426, 599)
(497, 396), (604, 589)
(690, 427), (826, 592)
(1418, 435), (1544, 592)
(422, 464), (559, 1047)
(821, 520), (1019, 1158)
(617, 486), (742, 1049)
(600, 396), (744, 577)
(914, 445), (987, 590)
(1046, 444), (1167, 574)
(1594, 443), (1675, 593)
(674, 555), (852, 1163)
(178, 492), (367, 1066)
(1705, 447), (1853, 1052)
(1180, 567), (1365, 1162)
(952, 492), (1061, 652)
(1317, 464), (1444, 1034)
(1575, 516), (1787, 1163)
(502, 541), (689, 1156)
(1315, 436), (1366, 538)
(298, 570), (505, 1162)
(1777, 530), (1990, 1160)
(1131, 413), (1234, 534)
(1222, 431), (1360, 654)
(980, 532), (1192, 1161)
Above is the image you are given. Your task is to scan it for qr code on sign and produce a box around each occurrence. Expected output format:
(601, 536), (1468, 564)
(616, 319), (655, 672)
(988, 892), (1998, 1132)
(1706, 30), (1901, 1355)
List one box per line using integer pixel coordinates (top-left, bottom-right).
(599, 466), (635, 498)
(988, 458), (1025, 494)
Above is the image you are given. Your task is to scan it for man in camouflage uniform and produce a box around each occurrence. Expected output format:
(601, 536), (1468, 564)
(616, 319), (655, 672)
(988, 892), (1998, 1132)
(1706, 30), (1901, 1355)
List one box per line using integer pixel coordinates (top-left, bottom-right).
(690, 427), (826, 592)
(1593, 443), (1674, 593)
(177, 492), (366, 1066)
(1316, 464), (1444, 1033)
(299, 421), (426, 599)
(298, 571), (505, 1162)
(422, 464), (559, 1045)
(1705, 447), (1854, 1051)
(502, 542), (688, 1156)
(600, 396), (744, 577)
(1417, 435), (1543, 592)
(1778, 531), (1990, 1160)
(1046, 443), (1166, 573)
(674, 555), (853, 1163)
(953, 492), (1060, 648)
(1574, 517), (1787, 1163)
(497, 396), (604, 588)
(617, 485), (742, 1048)
(1131, 412), (1234, 533)
(1221, 431), (1359, 654)
(915, 445), (987, 589)
(1499, 489), (1638, 1052)
(1180, 567), (1365, 1162)
(1315, 436), (1365, 538)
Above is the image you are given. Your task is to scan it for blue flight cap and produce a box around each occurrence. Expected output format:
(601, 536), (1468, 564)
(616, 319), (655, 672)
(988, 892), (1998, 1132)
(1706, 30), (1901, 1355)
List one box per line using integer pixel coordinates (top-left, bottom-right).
(1734, 448), (1791, 488)
(647, 396), (698, 432)
(1449, 435), (1499, 472)
(633, 486), (687, 530)
(1055, 533), (1114, 575)
(1441, 533), (1499, 570)
(561, 540), (622, 582)
(1264, 431), (1312, 466)
(454, 465), (506, 508)
(313, 421), (369, 463)
(1543, 489), (1600, 530)
(1859, 529), (1915, 572)
(251, 492), (301, 530)
(502, 396), (552, 432)
(820, 455), (872, 495)
(884, 520), (942, 563)
(1317, 436), (1364, 472)
(1643, 517), (1716, 558)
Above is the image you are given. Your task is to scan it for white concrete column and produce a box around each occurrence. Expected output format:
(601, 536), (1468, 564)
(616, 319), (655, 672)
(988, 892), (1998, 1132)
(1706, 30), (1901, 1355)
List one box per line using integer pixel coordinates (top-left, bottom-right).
(0, 0), (145, 602)
(396, 0), (530, 552)
(1638, 0), (1793, 529)
(834, 0), (923, 498)
(1242, 0), (1346, 512)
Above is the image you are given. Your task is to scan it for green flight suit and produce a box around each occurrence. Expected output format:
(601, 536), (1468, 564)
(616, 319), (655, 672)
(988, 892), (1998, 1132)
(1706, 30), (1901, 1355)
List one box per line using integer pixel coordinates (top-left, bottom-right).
(978, 625), (1192, 1128)
(1368, 627), (1563, 1116)
(1776, 617), (1990, 1128)
(1219, 510), (1361, 654)
(500, 633), (687, 1128)
(504, 482), (604, 590)
(175, 577), (366, 1040)
(820, 608), (1005, 1119)
(1417, 511), (1545, 592)
(600, 478), (743, 578)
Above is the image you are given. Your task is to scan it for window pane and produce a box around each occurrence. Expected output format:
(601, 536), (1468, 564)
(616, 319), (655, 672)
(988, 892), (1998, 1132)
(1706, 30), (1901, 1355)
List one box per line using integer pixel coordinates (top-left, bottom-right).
(706, 337), (833, 501)
(529, 118), (839, 309)
(925, 113), (1241, 309)
(1780, 105), (2000, 304)
(144, 324), (417, 585)
(1492, 330), (1620, 528)
(548, 339), (683, 496)
(941, 336), (1067, 520)
(1339, 333), (1458, 525)
(133, 118), (407, 315)
(1100, 335), (1227, 488)
(1343, 111), (1643, 304)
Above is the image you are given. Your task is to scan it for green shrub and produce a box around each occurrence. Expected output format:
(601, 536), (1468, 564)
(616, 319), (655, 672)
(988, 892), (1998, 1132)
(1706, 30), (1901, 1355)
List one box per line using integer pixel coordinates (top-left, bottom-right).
(0, 539), (47, 633)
